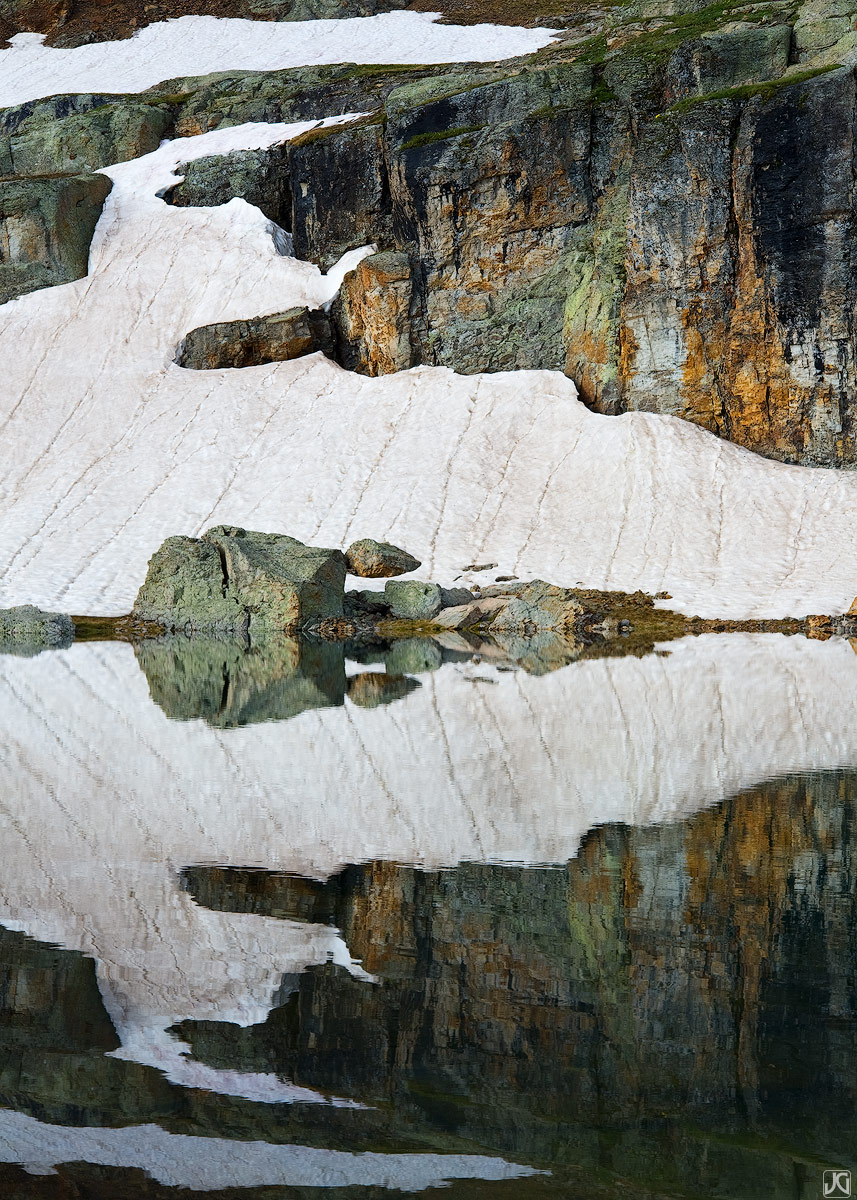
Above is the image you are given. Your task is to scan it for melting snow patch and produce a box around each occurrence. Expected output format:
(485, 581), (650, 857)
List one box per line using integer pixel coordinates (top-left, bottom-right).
(0, 12), (559, 109)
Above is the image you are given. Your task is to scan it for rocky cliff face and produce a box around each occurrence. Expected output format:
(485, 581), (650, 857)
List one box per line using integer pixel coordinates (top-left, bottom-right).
(296, 35), (857, 466)
(5, 1), (857, 462)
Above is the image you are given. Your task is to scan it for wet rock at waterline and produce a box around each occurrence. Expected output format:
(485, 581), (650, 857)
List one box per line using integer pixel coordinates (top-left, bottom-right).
(0, 605), (74, 655)
(384, 579), (442, 621)
(133, 526), (346, 634)
(344, 538), (421, 578)
(0, 171), (112, 302)
(176, 307), (333, 370)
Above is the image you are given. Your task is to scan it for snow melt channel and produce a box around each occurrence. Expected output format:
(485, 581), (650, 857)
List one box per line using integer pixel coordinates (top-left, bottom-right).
(3, 119), (857, 618)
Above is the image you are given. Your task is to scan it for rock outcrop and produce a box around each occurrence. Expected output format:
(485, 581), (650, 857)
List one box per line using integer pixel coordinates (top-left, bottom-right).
(132, 526), (346, 635)
(163, 145), (292, 231)
(178, 770), (857, 1197)
(0, 171), (111, 302)
(175, 307), (332, 370)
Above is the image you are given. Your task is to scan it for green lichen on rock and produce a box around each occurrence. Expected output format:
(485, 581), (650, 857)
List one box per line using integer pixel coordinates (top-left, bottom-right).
(133, 527), (346, 635)
(0, 170), (112, 303)
(384, 579), (443, 620)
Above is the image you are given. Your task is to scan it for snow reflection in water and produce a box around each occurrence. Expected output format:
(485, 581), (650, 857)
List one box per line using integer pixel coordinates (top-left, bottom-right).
(0, 632), (854, 1195)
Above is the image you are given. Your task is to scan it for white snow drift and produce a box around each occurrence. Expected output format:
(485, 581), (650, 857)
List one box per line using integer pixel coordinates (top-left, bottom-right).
(2, 119), (857, 618)
(0, 12), (558, 109)
(1, 632), (857, 1102)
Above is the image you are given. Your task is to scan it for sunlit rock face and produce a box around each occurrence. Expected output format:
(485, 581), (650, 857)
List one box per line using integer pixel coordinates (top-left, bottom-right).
(179, 772), (857, 1195)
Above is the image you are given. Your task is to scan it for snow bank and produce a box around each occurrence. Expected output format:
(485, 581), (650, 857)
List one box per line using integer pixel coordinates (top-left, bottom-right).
(2, 122), (857, 618)
(0, 12), (558, 108)
(1, 632), (857, 1087)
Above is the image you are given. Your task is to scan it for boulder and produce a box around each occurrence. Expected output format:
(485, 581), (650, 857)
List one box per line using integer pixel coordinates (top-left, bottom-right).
(432, 597), (509, 630)
(489, 581), (584, 632)
(133, 526), (346, 635)
(384, 579), (442, 620)
(345, 538), (421, 578)
(439, 586), (475, 608)
(176, 307), (332, 370)
(0, 171), (112, 303)
(163, 144), (291, 230)
(343, 588), (393, 617)
(0, 604), (74, 654)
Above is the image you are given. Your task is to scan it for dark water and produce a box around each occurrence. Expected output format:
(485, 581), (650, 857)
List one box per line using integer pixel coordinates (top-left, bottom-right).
(0, 632), (855, 1197)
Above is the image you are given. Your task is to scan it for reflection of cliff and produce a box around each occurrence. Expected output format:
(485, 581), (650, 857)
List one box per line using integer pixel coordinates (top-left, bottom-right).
(180, 772), (857, 1197)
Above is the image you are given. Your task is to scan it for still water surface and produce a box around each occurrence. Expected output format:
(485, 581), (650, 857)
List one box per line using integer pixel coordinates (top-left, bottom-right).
(0, 631), (855, 1197)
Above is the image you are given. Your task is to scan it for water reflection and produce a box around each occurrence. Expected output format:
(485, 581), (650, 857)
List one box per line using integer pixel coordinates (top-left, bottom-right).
(0, 634), (855, 1194)
(0, 773), (852, 1195)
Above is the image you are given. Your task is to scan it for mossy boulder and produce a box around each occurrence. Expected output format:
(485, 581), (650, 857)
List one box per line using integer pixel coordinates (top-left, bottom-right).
(384, 579), (442, 620)
(133, 526), (346, 635)
(135, 634), (346, 726)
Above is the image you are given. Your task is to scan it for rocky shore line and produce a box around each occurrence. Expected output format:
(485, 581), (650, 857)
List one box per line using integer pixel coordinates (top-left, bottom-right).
(1, 527), (854, 662)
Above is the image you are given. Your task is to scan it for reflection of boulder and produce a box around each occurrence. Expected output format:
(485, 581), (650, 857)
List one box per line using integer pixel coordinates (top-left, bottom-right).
(135, 635), (346, 727)
(347, 670), (420, 709)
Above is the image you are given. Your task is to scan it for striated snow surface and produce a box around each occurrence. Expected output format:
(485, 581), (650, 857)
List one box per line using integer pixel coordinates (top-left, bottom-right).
(2, 632), (857, 1091)
(0, 1108), (541, 1189)
(0, 12), (558, 109)
(1, 120), (857, 617)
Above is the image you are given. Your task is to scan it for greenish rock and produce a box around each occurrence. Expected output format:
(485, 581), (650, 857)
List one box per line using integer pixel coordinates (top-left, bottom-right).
(0, 171), (112, 303)
(135, 635), (345, 727)
(384, 637), (442, 675)
(2, 100), (172, 177)
(665, 24), (793, 101)
(347, 670), (420, 708)
(176, 307), (332, 370)
(132, 526), (346, 635)
(0, 604), (74, 655)
(488, 629), (582, 675)
(384, 579), (442, 620)
(344, 538), (421, 578)
(490, 581), (584, 633)
(164, 144), (291, 229)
